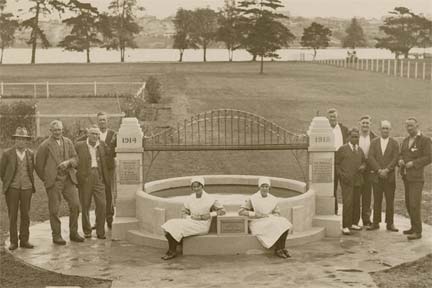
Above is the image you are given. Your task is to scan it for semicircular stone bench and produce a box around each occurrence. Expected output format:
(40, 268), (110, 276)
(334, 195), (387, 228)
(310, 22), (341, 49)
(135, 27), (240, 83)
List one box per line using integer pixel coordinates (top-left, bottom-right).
(114, 175), (334, 255)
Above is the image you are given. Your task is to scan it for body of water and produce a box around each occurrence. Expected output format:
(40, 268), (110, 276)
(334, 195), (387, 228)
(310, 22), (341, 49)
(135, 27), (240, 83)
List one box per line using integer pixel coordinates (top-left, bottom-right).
(3, 47), (431, 64)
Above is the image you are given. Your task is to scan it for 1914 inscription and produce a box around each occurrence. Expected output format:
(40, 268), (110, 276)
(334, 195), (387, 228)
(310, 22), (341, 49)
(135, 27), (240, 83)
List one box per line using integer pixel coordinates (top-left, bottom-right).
(312, 158), (333, 183)
(119, 160), (140, 184)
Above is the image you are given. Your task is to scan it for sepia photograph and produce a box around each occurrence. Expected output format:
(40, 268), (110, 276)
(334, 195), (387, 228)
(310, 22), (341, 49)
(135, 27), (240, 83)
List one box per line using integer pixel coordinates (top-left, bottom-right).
(0, 0), (431, 287)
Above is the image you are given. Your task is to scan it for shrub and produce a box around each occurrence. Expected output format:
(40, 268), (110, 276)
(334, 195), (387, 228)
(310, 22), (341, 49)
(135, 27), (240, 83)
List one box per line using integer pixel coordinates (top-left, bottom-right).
(144, 76), (162, 104)
(0, 101), (36, 145)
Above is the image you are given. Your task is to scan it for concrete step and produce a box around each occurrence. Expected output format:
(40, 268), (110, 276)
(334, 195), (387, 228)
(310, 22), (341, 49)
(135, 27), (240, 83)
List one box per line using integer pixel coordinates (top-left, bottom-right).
(126, 226), (325, 255)
(111, 217), (139, 240)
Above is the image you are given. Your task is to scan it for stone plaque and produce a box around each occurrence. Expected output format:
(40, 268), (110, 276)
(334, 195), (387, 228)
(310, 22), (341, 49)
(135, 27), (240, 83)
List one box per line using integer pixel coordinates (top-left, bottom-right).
(119, 160), (140, 184)
(312, 157), (333, 183)
(217, 216), (248, 235)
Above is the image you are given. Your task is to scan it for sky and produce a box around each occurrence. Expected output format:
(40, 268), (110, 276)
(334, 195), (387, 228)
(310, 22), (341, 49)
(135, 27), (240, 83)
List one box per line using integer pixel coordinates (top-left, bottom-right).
(7, 0), (432, 19)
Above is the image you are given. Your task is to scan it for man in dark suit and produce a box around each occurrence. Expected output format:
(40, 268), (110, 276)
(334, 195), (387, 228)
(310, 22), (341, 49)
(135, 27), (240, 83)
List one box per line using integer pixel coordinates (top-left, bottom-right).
(399, 117), (431, 240)
(327, 108), (349, 215)
(75, 125), (110, 239)
(335, 128), (366, 235)
(357, 115), (377, 227)
(35, 120), (84, 245)
(0, 127), (36, 250)
(367, 120), (399, 232)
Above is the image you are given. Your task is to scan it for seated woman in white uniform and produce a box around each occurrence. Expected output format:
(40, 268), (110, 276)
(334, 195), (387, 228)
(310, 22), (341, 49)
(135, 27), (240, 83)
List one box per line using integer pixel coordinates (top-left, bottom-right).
(238, 177), (293, 259)
(161, 176), (226, 260)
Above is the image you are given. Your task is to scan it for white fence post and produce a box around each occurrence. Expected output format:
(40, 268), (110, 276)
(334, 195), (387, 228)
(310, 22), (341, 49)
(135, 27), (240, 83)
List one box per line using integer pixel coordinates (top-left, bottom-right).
(394, 59), (397, 76)
(94, 81), (97, 96)
(400, 60), (404, 77)
(414, 62), (418, 79)
(407, 61), (410, 78)
(387, 59), (391, 76)
(0, 82), (3, 96)
(46, 81), (50, 98)
(422, 62), (426, 80)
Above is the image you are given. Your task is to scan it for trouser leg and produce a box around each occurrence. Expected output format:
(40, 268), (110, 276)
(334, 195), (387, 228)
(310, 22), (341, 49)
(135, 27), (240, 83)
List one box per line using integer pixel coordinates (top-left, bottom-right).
(18, 189), (33, 243)
(5, 188), (20, 244)
(62, 177), (81, 237)
(408, 182), (424, 234)
(384, 181), (396, 225)
(361, 176), (372, 225)
(105, 177), (114, 224)
(352, 186), (361, 225)
(403, 180), (411, 218)
(79, 182), (92, 236)
(92, 170), (106, 237)
(341, 183), (353, 228)
(47, 181), (63, 239)
(334, 169), (339, 215)
(372, 181), (384, 224)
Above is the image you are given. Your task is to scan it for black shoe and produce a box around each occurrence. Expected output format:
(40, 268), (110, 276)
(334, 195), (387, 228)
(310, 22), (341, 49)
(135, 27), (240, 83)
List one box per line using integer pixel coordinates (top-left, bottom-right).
(97, 235), (106, 240)
(386, 224), (399, 232)
(107, 221), (112, 229)
(8, 243), (18, 250)
(403, 229), (414, 235)
(20, 241), (34, 249)
(407, 233), (422, 240)
(53, 237), (66, 245)
(84, 233), (92, 239)
(70, 234), (85, 242)
(91, 225), (96, 230)
(161, 251), (177, 260)
(367, 224), (380, 231)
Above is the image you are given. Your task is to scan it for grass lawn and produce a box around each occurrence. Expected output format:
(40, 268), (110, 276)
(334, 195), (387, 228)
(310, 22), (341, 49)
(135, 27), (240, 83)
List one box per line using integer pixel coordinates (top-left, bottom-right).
(0, 61), (431, 287)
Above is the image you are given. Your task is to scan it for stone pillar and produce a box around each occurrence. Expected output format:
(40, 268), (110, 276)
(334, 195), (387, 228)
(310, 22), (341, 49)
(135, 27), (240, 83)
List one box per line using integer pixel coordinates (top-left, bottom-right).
(115, 118), (143, 217)
(307, 116), (336, 215)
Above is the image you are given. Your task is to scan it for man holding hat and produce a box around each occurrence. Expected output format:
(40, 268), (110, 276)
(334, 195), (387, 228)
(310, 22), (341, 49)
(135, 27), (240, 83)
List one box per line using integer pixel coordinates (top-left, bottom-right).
(0, 127), (36, 250)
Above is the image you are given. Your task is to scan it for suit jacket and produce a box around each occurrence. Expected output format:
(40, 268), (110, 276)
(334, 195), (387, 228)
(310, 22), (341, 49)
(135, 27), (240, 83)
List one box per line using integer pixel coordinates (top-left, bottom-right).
(336, 144), (366, 187)
(76, 129), (116, 171)
(368, 137), (399, 183)
(0, 148), (36, 194)
(75, 140), (110, 187)
(362, 131), (377, 173)
(35, 136), (78, 189)
(339, 123), (349, 144)
(399, 133), (432, 182)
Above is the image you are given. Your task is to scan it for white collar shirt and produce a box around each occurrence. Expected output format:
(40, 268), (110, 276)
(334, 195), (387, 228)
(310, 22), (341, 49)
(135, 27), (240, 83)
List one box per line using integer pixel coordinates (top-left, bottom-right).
(348, 142), (358, 152)
(16, 149), (26, 161)
(86, 139), (100, 168)
(99, 130), (108, 142)
(380, 137), (389, 155)
(333, 124), (343, 150)
(359, 133), (371, 158)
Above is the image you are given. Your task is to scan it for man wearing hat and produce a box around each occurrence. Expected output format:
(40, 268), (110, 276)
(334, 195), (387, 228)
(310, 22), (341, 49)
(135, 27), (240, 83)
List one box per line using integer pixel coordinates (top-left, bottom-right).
(0, 127), (36, 250)
(75, 125), (110, 239)
(35, 120), (84, 245)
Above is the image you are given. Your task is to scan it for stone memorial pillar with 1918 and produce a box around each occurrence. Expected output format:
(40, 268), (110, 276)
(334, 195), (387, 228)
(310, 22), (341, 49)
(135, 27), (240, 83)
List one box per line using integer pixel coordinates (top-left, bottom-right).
(115, 118), (144, 217)
(307, 116), (336, 215)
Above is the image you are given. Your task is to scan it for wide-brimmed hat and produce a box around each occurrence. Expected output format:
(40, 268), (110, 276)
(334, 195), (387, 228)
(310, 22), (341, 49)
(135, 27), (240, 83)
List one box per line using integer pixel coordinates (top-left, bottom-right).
(12, 127), (32, 139)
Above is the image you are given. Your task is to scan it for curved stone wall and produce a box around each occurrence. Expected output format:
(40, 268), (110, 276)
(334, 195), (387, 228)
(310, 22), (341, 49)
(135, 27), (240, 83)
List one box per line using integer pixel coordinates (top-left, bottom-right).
(136, 175), (316, 236)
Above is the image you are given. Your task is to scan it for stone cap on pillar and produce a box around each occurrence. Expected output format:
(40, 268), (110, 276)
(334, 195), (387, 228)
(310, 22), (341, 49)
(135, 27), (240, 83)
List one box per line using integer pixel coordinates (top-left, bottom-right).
(307, 116), (336, 152)
(116, 117), (144, 153)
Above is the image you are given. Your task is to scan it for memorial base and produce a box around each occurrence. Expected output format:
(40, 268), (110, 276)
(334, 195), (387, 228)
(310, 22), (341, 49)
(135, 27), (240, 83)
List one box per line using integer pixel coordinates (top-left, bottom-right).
(315, 196), (335, 215)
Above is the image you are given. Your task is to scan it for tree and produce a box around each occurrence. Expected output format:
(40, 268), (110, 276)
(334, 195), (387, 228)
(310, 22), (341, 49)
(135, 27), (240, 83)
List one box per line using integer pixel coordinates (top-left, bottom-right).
(190, 8), (218, 62)
(103, 0), (142, 62)
(0, 0), (19, 64)
(217, 0), (243, 62)
(58, 0), (103, 63)
(342, 18), (367, 50)
(300, 22), (332, 60)
(172, 8), (197, 62)
(415, 15), (432, 51)
(239, 0), (295, 73)
(375, 7), (429, 58)
(21, 0), (65, 64)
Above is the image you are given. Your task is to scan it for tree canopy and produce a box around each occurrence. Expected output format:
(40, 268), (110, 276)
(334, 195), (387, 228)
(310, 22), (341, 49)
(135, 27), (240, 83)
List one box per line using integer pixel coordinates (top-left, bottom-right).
(0, 0), (19, 64)
(342, 18), (367, 50)
(300, 22), (332, 60)
(172, 8), (198, 62)
(190, 8), (219, 62)
(216, 0), (243, 62)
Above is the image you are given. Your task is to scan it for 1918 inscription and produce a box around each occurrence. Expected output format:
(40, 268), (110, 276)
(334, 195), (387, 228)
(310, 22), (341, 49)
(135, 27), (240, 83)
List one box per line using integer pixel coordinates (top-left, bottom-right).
(312, 158), (333, 183)
(119, 160), (140, 184)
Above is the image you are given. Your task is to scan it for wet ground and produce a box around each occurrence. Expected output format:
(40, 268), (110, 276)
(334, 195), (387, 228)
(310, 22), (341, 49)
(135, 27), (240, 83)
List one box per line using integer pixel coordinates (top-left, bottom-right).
(6, 213), (432, 288)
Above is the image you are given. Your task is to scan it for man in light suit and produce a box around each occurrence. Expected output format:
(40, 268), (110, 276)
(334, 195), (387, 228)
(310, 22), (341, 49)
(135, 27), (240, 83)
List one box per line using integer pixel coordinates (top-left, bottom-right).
(335, 128), (366, 235)
(399, 117), (431, 240)
(0, 127), (36, 250)
(327, 108), (349, 215)
(75, 125), (111, 239)
(367, 120), (399, 232)
(35, 120), (84, 245)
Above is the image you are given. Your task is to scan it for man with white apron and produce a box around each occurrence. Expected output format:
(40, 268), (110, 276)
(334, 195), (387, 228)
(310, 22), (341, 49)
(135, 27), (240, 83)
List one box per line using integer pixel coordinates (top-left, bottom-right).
(161, 176), (226, 260)
(239, 177), (292, 258)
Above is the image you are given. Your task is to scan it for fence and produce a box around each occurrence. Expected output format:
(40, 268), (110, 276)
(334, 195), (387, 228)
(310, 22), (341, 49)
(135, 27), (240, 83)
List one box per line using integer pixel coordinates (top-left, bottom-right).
(314, 58), (432, 80)
(0, 81), (144, 98)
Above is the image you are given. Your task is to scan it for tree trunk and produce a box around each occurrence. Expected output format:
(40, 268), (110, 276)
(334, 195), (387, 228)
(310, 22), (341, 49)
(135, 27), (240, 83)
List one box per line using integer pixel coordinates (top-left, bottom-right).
(252, 54), (257, 61)
(120, 47), (125, 62)
(313, 49), (317, 60)
(0, 46), (4, 64)
(229, 49), (233, 62)
(179, 50), (183, 62)
(86, 48), (90, 63)
(403, 50), (409, 59)
(203, 45), (207, 62)
(30, 2), (41, 64)
(260, 55), (264, 74)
